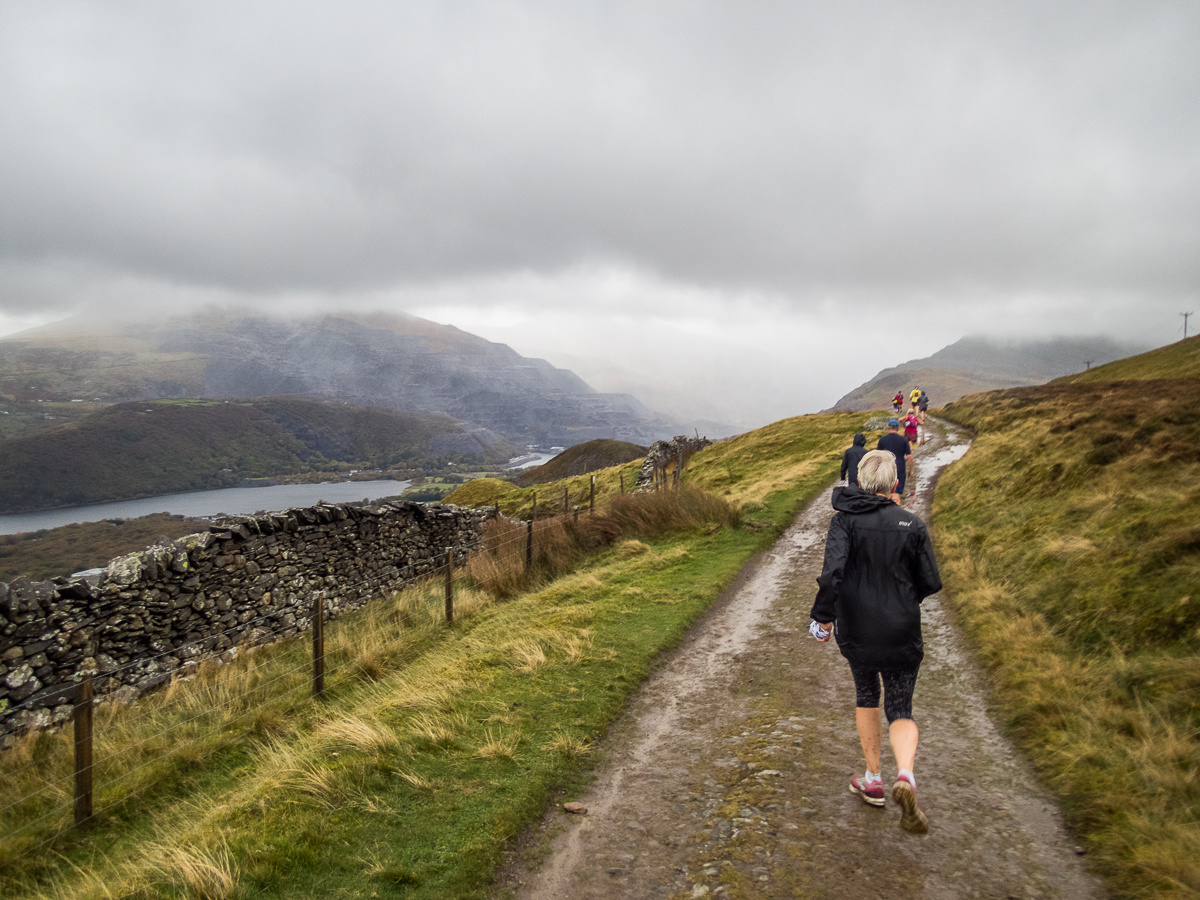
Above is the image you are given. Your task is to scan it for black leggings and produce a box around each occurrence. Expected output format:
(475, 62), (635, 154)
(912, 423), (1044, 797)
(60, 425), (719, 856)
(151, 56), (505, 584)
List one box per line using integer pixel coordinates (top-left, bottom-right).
(849, 663), (920, 723)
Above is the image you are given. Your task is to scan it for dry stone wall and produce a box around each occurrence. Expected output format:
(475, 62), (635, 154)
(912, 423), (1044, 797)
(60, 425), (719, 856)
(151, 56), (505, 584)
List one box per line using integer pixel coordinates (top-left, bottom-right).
(0, 499), (492, 743)
(634, 435), (713, 488)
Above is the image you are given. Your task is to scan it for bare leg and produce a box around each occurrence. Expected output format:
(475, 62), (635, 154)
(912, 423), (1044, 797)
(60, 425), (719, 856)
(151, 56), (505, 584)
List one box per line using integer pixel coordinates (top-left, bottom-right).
(856, 707), (882, 773)
(889, 718), (918, 773)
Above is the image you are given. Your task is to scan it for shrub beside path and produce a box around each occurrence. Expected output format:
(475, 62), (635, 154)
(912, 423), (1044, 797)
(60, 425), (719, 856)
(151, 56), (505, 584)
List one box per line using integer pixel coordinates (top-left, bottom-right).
(496, 420), (1105, 899)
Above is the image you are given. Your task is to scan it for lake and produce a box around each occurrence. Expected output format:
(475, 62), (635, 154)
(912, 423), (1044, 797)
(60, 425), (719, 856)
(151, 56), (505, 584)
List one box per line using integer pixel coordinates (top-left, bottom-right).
(504, 451), (561, 470)
(0, 480), (412, 536)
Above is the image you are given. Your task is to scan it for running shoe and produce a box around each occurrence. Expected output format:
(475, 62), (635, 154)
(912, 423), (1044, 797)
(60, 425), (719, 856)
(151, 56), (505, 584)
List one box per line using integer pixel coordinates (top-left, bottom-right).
(849, 775), (885, 807)
(892, 774), (929, 834)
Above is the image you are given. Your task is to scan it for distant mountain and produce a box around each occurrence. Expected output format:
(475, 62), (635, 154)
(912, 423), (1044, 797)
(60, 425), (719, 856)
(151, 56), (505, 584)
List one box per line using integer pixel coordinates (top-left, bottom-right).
(0, 310), (681, 446)
(829, 336), (1151, 412)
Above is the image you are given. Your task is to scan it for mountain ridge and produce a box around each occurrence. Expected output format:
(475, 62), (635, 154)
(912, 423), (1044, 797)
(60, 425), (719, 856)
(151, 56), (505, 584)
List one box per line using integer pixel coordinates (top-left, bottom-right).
(828, 335), (1150, 411)
(0, 310), (682, 446)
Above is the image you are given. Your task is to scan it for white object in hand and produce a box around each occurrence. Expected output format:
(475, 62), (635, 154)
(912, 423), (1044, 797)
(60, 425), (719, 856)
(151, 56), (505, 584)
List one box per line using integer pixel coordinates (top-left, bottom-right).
(809, 620), (830, 640)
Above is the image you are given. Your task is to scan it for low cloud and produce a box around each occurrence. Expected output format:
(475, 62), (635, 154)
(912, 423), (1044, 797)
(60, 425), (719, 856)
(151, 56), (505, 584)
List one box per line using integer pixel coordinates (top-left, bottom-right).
(0, 2), (1194, 421)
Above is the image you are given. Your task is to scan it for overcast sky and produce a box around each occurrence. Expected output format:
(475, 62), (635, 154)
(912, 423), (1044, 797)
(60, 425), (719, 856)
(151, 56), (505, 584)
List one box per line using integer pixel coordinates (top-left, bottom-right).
(1, 2), (1196, 425)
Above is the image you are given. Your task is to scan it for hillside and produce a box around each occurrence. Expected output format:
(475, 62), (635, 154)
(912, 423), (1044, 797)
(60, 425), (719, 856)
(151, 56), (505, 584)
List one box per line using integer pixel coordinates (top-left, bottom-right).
(0, 398), (517, 514)
(0, 311), (680, 446)
(1058, 333), (1200, 384)
(933, 338), (1200, 895)
(515, 439), (647, 486)
(0, 514), (202, 582)
(829, 335), (1147, 411)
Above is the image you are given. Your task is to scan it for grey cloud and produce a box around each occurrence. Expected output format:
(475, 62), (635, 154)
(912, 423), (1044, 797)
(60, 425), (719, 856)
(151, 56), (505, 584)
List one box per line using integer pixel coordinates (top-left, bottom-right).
(1, 1), (1198, 316)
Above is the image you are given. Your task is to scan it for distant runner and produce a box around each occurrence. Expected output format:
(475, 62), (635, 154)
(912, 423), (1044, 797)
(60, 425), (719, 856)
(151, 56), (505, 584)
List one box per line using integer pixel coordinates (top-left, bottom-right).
(878, 419), (913, 503)
(840, 432), (868, 487)
(909, 386), (921, 414)
(809, 449), (943, 834)
(904, 413), (920, 450)
(917, 390), (929, 424)
(892, 391), (904, 414)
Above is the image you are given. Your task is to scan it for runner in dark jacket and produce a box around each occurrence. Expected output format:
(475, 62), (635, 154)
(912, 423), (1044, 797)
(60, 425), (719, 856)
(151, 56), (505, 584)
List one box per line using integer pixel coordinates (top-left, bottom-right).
(809, 449), (942, 833)
(839, 432), (868, 486)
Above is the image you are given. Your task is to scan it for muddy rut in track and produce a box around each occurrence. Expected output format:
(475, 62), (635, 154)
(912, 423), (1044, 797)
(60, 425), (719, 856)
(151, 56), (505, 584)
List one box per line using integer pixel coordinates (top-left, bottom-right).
(495, 420), (1105, 900)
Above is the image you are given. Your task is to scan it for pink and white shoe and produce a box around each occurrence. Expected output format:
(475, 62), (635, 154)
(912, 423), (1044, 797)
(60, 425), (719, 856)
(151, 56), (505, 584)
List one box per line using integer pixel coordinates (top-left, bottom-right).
(892, 774), (929, 833)
(849, 775), (885, 807)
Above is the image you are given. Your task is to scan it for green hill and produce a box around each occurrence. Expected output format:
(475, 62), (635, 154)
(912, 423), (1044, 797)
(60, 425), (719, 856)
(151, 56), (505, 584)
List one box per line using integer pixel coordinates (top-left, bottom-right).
(515, 439), (647, 486)
(935, 339), (1200, 895)
(1058, 333), (1200, 384)
(0, 398), (516, 513)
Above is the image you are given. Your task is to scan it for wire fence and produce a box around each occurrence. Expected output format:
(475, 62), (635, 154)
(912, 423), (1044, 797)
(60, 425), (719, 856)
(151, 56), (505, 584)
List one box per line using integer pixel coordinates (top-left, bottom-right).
(0, 473), (636, 865)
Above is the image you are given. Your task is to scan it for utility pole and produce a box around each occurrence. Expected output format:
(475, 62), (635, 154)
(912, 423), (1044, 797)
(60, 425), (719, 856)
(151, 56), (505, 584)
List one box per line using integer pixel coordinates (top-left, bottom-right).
(1184, 311), (1194, 339)
(1084, 359), (1094, 371)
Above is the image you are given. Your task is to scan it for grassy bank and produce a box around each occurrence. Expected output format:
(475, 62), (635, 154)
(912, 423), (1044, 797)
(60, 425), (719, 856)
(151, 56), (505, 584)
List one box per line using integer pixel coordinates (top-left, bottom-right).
(1, 411), (869, 899)
(933, 379), (1200, 897)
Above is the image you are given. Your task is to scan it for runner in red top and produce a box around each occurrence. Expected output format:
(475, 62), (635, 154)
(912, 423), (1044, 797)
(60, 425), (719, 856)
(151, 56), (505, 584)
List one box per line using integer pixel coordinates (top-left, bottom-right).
(904, 413), (920, 450)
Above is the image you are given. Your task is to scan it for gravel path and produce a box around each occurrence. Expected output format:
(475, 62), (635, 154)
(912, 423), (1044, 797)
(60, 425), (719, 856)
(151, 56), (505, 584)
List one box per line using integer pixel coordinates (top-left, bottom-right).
(495, 420), (1106, 899)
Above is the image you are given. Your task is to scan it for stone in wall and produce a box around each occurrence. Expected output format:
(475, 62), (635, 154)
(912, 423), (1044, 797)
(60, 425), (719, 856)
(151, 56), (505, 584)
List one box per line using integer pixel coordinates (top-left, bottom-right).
(0, 499), (494, 744)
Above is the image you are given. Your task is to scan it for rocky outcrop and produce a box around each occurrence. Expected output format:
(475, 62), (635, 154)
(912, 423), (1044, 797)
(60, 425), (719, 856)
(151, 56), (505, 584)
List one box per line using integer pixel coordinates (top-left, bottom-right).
(0, 499), (492, 744)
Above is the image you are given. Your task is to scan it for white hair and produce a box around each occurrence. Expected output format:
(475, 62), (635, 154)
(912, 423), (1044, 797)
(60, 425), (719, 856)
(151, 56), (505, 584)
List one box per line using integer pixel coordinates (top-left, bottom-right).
(857, 449), (897, 494)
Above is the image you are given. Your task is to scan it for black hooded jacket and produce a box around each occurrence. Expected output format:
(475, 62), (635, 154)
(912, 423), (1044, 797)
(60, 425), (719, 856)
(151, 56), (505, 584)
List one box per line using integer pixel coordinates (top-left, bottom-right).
(809, 486), (942, 669)
(840, 433), (868, 485)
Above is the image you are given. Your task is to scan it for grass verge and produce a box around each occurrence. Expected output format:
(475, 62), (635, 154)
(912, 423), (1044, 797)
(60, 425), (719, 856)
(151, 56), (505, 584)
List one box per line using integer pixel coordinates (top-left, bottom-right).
(933, 380), (1200, 898)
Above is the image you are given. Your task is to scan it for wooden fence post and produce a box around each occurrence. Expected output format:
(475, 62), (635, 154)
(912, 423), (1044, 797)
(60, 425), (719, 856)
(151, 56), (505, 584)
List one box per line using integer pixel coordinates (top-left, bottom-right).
(525, 519), (533, 571)
(444, 548), (454, 625)
(590, 475), (595, 512)
(676, 449), (684, 487)
(74, 675), (94, 827)
(312, 591), (326, 700)
(620, 472), (625, 494)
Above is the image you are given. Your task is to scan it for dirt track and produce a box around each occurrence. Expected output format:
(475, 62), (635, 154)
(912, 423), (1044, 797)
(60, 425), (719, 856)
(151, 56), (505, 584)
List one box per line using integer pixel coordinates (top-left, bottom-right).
(495, 420), (1106, 900)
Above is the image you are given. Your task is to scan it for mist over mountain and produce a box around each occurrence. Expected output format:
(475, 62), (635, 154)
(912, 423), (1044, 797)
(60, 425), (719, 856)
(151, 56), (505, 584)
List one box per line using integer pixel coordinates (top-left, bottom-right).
(830, 336), (1150, 411)
(0, 310), (690, 446)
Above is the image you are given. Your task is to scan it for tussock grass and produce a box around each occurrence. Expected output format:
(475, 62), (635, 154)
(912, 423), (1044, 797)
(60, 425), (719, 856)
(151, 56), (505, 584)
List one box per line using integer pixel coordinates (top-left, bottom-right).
(313, 714), (399, 756)
(408, 712), (468, 749)
(476, 729), (521, 761)
(936, 378), (1200, 898)
(545, 731), (591, 759)
(506, 637), (548, 673)
(146, 842), (239, 900)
